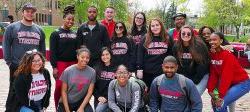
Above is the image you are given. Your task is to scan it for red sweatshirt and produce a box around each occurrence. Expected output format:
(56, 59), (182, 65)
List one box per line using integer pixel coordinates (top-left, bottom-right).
(101, 19), (115, 39)
(207, 50), (249, 98)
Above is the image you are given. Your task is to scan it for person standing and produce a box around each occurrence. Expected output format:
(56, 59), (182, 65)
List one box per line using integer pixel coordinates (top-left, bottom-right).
(172, 25), (209, 95)
(77, 6), (110, 67)
(137, 18), (173, 87)
(168, 13), (198, 42)
(101, 6), (116, 39)
(14, 50), (51, 112)
(49, 5), (78, 109)
(111, 22), (134, 72)
(3, 3), (46, 111)
(149, 56), (202, 112)
(130, 12), (147, 72)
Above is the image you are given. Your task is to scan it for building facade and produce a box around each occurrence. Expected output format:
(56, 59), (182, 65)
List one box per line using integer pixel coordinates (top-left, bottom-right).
(0, 0), (63, 26)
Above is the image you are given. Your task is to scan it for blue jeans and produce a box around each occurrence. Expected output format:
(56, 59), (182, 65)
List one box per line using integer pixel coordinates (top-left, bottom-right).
(95, 102), (108, 112)
(213, 79), (250, 112)
(196, 74), (209, 95)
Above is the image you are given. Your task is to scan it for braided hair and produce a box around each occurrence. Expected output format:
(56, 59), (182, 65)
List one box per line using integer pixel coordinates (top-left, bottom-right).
(63, 5), (75, 18)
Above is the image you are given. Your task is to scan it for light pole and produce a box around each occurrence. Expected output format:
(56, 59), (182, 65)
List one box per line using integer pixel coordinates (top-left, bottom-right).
(48, 9), (52, 25)
(2, 4), (8, 21)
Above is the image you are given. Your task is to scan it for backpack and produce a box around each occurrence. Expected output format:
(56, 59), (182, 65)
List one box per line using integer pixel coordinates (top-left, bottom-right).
(129, 77), (149, 105)
(156, 73), (187, 96)
(112, 77), (149, 112)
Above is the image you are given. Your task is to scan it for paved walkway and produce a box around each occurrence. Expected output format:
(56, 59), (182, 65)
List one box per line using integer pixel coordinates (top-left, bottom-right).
(0, 59), (249, 111)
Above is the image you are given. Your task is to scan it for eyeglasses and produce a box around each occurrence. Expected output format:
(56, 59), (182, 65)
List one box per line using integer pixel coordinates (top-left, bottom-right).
(116, 71), (129, 77)
(135, 17), (144, 20)
(115, 26), (123, 30)
(26, 49), (38, 54)
(181, 32), (191, 37)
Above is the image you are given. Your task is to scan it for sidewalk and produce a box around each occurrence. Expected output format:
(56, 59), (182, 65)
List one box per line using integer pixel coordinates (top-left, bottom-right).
(0, 59), (249, 111)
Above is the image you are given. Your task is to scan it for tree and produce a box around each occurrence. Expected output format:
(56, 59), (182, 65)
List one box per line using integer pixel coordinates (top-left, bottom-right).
(59, 0), (128, 25)
(10, 0), (31, 20)
(199, 0), (250, 39)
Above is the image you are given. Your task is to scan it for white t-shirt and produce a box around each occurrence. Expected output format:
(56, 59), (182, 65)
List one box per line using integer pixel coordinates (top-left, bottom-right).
(28, 73), (47, 101)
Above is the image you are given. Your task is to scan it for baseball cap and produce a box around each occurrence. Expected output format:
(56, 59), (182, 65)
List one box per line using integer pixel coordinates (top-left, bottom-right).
(22, 3), (37, 12)
(172, 13), (186, 20)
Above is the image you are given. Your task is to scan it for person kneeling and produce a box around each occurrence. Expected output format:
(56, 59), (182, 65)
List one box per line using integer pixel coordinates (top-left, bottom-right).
(149, 56), (202, 112)
(108, 65), (145, 112)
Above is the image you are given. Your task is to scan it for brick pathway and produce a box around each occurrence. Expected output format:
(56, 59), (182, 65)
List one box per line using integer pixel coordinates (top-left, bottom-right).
(0, 59), (249, 111)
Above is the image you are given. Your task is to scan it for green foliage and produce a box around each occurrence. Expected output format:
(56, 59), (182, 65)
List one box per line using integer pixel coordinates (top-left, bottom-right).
(59, 0), (128, 24)
(198, 0), (250, 39)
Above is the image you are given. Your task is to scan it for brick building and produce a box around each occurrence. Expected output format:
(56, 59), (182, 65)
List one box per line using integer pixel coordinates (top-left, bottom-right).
(0, 0), (62, 26)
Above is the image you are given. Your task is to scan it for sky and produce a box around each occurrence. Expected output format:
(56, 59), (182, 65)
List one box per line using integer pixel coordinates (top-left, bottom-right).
(136, 0), (204, 15)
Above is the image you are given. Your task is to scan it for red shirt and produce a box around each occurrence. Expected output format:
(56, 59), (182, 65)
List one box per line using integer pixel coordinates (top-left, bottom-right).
(101, 19), (115, 39)
(207, 50), (249, 98)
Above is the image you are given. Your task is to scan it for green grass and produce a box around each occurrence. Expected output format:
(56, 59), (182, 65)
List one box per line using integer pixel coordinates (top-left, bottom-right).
(42, 26), (59, 48)
(225, 35), (250, 43)
(41, 26), (78, 48)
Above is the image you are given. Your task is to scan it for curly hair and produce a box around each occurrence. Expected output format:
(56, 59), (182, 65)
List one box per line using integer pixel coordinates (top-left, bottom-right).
(14, 51), (46, 77)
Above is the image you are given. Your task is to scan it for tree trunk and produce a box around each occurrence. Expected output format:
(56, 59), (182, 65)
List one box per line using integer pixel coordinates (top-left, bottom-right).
(235, 26), (240, 39)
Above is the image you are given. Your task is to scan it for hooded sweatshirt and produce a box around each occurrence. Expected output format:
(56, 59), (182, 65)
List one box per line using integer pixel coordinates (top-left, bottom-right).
(108, 79), (143, 112)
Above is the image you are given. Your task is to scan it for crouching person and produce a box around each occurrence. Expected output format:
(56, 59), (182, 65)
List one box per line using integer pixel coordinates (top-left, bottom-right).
(58, 46), (95, 112)
(108, 65), (145, 112)
(149, 56), (202, 112)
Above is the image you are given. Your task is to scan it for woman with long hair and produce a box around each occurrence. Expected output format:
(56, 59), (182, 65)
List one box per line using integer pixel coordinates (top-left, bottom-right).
(58, 46), (95, 112)
(137, 18), (173, 87)
(207, 32), (250, 112)
(173, 25), (209, 95)
(94, 47), (117, 112)
(111, 21), (134, 71)
(14, 49), (51, 111)
(130, 12), (147, 72)
(49, 5), (78, 108)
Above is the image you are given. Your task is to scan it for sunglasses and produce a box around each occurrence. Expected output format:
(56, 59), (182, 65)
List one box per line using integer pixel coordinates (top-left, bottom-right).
(181, 32), (191, 37)
(26, 49), (38, 54)
(115, 26), (123, 30)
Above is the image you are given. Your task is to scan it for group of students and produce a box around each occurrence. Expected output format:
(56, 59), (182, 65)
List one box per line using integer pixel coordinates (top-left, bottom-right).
(2, 2), (250, 112)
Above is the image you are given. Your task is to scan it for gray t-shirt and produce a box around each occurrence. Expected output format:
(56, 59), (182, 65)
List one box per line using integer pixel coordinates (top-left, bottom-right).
(60, 64), (96, 103)
(3, 21), (46, 65)
(108, 78), (143, 112)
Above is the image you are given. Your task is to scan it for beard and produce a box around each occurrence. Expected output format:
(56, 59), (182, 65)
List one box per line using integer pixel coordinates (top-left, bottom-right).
(88, 16), (97, 21)
(165, 73), (175, 78)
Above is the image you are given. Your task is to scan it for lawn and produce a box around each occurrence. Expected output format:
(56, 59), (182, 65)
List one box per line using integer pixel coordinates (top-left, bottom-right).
(42, 26), (59, 48)
(225, 35), (249, 43)
(42, 26), (78, 48)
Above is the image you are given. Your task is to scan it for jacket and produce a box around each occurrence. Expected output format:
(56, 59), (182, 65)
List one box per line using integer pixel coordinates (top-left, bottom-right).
(14, 68), (51, 110)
